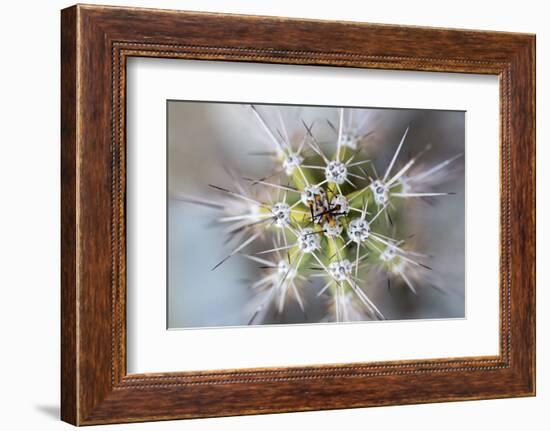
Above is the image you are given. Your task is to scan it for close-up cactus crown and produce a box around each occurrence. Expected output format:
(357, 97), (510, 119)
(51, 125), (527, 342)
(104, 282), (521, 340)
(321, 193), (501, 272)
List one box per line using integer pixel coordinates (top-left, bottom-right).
(178, 104), (462, 325)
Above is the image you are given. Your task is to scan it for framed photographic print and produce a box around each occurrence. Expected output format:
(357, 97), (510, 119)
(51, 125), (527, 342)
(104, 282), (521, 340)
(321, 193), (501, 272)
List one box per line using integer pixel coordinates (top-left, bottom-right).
(61, 4), (536, 425)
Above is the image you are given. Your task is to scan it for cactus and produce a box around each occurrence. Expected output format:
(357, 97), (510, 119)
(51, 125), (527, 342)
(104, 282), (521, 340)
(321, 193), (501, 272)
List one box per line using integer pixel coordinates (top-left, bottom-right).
(177, 105), (461, 324)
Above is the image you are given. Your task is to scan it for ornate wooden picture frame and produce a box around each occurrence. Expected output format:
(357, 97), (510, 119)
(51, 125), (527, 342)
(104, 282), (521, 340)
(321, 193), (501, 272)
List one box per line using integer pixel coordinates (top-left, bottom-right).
(61, 4), (535, 425)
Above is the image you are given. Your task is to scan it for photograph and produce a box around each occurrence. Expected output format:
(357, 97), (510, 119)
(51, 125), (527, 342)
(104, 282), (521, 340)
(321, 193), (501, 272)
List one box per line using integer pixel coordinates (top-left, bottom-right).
(0, 0), (538, 428)
(168, 102), (466, 328)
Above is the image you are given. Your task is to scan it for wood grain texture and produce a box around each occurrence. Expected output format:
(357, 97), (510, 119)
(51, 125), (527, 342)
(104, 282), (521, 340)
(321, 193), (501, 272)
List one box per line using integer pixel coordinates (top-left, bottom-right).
(60, 5), (78, 425)
(60, 4), (536, 425)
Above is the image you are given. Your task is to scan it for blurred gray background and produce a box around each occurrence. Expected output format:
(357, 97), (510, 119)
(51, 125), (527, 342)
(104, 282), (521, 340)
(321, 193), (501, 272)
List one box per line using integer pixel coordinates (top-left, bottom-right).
(167, 101), (465, 329)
